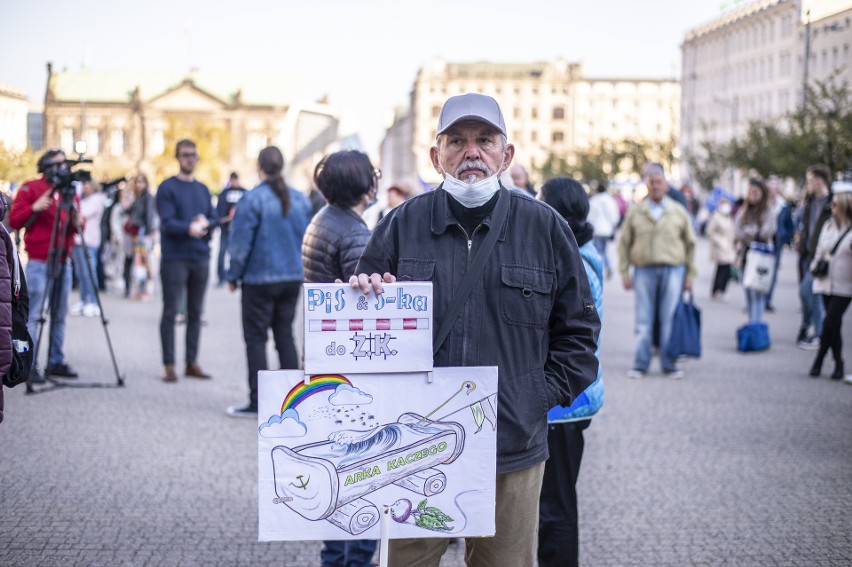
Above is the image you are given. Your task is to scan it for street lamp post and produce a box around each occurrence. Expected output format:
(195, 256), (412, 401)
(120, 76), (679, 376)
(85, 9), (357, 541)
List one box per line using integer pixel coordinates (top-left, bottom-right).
(801, 10), (846, 110)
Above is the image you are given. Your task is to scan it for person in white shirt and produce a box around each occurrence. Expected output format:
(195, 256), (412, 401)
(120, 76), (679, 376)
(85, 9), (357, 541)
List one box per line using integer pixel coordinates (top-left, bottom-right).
(588, 182), (621, 279)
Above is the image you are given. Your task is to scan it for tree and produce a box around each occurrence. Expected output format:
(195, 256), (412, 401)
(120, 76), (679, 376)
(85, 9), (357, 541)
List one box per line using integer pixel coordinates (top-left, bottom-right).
(685, 135), (729, 192)
(726, 75), (851, 181)
(0, 144), (38, 187)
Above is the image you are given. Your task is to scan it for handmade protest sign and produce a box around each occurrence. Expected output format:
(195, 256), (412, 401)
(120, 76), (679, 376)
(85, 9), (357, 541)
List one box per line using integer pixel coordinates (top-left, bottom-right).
(258, 368), (498, 541)
(303, 283), (433, 374)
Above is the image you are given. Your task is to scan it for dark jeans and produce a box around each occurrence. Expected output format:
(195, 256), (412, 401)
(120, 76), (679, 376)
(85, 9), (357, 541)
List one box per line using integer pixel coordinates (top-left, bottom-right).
(160, 260), (209, 366)
(538, 420), (590, 567)
(321, 539), (377, 567)
(217, 229), (230, 284)
(712, 264), (731, 295)
(815, 295), (851, 367)
(241, 281), (301, 408)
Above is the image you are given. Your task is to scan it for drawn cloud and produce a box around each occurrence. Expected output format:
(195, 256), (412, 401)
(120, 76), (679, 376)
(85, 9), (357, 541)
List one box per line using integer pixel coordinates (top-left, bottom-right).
(258, 409), (307, 438)
(328, 384), (373, 406)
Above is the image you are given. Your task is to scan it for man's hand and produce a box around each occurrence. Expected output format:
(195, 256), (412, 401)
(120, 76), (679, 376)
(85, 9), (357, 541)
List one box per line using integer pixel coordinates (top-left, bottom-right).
(228, 282), (238, 292)
(349, 272), (396, 295)
(622, 274), (633, 290)
(188, 215), (209, 238)
(683, 279), (693, 292)
(31, 191), (53, 213)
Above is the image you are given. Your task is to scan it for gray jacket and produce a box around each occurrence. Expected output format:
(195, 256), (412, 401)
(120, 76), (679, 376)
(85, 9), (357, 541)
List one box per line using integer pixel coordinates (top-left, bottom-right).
(357, 186), (600, 473)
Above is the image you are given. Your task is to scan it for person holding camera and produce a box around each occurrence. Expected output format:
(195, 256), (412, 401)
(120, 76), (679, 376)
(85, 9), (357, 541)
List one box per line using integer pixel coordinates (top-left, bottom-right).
(808, 180), (852, 380)
(8, 148), (80, 381)
(156, 139), (217, 383)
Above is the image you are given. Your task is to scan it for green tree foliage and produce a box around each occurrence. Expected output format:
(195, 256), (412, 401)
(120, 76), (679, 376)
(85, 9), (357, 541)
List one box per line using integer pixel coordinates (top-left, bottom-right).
(537, 137), (676, 186)
(0, 144), (38, 186)
(716, 75), (851, 182)
(686, 136), (729, 191)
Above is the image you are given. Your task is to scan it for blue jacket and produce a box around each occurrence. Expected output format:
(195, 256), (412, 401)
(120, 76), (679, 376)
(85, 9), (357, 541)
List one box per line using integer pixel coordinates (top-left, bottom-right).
(226, 182), (311, 285)
(548, 240), (604, 422)
(156, 176), (216, 262)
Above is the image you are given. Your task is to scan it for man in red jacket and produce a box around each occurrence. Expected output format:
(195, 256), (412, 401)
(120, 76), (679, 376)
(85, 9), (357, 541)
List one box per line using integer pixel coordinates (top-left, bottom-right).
(9, 149), (79, 382)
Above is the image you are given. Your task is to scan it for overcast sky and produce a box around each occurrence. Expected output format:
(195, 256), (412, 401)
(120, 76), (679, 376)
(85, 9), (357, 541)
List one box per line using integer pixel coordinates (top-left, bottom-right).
(1, 0), (726, 155)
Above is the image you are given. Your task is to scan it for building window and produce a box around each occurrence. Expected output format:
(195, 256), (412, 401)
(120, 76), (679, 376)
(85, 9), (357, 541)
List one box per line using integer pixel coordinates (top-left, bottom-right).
(531, 131), (538, 142)
(84, 128), (100, 155)
(514, 107), (521, 119)
(552, 107), (565, 120)
(150, 130), (165, 157)
(110, 130), (124, 157)
(246, 131), (267, 159)
(60, 128), (74, 153)
(531, 107), (538, 119)
(432, 105), (441, 118)
(552, 131), (564, 143)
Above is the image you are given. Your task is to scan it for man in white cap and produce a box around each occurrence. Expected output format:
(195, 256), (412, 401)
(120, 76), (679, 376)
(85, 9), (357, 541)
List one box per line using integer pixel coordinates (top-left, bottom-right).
(351, 93), (600, 566)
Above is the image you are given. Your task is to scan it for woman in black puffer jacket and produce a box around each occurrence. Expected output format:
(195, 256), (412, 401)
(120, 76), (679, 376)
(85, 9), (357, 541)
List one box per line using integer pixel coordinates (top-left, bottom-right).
(301, 151), (380, 567)
(302, 151), (378, 284)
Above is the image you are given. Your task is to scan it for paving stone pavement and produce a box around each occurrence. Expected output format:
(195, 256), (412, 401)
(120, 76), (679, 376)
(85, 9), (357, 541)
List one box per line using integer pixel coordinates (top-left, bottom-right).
(0, 238), (850, 566)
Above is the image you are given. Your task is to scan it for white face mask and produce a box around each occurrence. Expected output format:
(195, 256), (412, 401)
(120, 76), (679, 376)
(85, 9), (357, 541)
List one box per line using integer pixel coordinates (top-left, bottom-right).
(440, 160), (504, 208)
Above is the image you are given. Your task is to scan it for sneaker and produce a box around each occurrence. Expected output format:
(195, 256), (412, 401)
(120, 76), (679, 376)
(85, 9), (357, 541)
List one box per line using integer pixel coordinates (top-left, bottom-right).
(46, 362), (78, 379)
(82, 303), (101, 318)
(843, 374), (852, 385)
(797, 336), (820, 350)
(226, 404), (258, 418)
(663, 368), (685, 380)
(796, 327), (809, 343)
(70, 301), (84, 316)
(765, 304), (775, 313)
(175, 313), (186, 324)
(626, 369), (645, 379)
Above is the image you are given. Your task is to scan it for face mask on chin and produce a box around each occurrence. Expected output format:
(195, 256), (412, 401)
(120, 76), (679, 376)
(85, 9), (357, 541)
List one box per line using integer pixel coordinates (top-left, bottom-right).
(440, 165), (503, 208)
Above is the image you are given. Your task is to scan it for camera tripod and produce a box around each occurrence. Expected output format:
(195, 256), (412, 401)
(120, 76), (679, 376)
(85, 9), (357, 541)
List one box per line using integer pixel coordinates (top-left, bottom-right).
(25, 189), (124, 394)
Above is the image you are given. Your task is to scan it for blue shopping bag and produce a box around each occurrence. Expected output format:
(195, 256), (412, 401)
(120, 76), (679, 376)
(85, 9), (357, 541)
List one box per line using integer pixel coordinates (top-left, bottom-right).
(736, 322), (771, 352)
(665, 293), (701, 359)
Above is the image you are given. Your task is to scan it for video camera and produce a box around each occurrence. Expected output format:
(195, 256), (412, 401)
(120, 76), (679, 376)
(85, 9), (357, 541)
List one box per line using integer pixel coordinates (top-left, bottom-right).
(41, 141), (94, 202)
(46, 158), (94, 201)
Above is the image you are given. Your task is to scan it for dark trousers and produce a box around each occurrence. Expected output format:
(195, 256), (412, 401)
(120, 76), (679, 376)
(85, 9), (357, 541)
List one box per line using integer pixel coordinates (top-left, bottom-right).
(217, 229), (230, 284)
(160, 260), (209, 366)
(712, 263), (732, 295)
(241, 281), (301, 408)
(815, 295), (851, 367)
(538, 420), (590, 567)
(320, 539), (377, 567)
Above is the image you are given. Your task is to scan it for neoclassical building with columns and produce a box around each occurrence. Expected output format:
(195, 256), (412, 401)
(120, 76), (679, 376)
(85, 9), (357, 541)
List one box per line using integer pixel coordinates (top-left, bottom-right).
(41, 64), (339, 189)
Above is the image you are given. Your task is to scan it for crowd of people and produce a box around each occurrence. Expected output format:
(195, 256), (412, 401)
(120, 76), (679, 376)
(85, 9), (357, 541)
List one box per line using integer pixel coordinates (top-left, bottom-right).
(1, 91), (850, 567)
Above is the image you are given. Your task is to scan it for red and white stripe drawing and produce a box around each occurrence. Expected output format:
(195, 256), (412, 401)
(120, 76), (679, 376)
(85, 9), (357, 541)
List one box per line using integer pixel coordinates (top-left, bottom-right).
(309, 318), (431, 332)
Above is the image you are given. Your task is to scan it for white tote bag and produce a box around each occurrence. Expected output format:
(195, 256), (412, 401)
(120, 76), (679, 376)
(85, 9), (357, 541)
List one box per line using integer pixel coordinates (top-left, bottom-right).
(742, 243), (775, 294)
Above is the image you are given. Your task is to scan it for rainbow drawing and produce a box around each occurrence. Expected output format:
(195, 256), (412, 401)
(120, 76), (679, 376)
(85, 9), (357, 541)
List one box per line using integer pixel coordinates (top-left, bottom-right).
(281, 374), (353, 413)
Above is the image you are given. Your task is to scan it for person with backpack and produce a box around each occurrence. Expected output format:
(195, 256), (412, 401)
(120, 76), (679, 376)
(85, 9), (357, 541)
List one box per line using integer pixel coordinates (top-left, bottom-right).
(0, 192), (34, 421)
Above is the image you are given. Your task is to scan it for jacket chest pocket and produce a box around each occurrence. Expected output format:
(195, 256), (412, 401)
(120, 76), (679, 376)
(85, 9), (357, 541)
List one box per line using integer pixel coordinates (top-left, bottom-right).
(500, 265), (554, 328)
(397, 258), (435, 281)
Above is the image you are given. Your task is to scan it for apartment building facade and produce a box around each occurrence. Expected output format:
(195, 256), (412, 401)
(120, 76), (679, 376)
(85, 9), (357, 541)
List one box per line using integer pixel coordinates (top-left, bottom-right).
(681, 0), (851, 187)
(386, 59), (680, 186)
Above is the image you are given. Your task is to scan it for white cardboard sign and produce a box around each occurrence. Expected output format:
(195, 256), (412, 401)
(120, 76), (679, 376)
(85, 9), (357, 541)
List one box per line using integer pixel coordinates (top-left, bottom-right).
(258, 368), (498, 541)
(303, 283), (433, 374)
